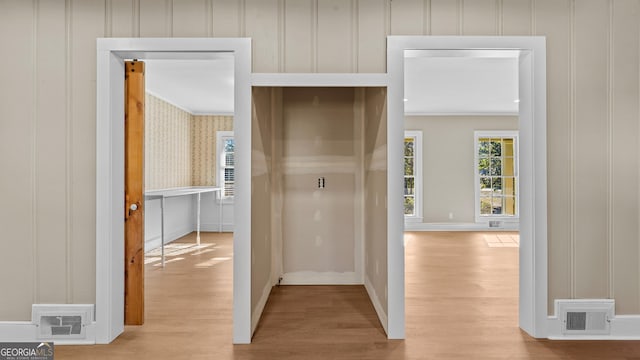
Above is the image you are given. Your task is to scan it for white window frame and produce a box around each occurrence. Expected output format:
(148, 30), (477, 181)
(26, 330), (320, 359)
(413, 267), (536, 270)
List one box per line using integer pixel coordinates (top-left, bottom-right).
(216, 130), (235, 204)
(474, 130), (519, 223)
(404, 130), (423, 222)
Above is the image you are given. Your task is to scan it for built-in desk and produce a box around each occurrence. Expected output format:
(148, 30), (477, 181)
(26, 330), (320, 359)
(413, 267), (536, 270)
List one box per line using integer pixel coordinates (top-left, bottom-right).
(144, 186), (222, 267)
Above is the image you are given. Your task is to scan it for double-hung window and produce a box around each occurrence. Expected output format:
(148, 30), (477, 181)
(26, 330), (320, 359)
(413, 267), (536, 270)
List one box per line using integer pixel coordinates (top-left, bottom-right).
(474, 131), (518, 222)
(216, 131), (235, 201)
(404, 131), (422, 222)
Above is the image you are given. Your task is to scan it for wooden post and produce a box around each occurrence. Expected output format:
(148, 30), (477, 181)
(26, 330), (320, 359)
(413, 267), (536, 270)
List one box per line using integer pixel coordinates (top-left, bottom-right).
(124, 60), (145, 325)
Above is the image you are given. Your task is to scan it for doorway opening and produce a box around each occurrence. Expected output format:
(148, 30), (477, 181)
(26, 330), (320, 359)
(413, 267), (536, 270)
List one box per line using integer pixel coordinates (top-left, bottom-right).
(137, 57), (235, 326)
(96, 38), (252, 344)
(388, 36), (547, 338)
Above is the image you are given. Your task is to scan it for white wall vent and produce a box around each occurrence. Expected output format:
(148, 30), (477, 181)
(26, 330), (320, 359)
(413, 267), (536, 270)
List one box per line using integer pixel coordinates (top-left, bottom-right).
(556, 299), (614, 335)
(32, 304), (94, 340)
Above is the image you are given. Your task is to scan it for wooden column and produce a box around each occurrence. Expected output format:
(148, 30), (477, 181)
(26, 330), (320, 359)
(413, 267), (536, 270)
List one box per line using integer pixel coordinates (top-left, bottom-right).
(124, 60), (145, 325)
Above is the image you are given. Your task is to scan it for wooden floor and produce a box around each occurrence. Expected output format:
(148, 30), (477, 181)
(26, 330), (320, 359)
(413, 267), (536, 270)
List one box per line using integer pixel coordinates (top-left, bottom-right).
(56, 231), (640, 359)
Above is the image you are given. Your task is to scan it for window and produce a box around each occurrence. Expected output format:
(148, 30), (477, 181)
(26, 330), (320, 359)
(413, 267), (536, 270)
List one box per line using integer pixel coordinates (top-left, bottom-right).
(474, 131), (518, 221)
(404, 131), (422, 221)
(216, 131), (235, 201)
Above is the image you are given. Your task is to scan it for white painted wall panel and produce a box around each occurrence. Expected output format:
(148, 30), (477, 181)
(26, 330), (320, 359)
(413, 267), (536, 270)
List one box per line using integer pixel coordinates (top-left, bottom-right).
(358, 0), (387, 73)
(573, 0), (609, 300)
(390, 0), (423, 35)
(611, 0), (640, 314)
(317, 0), (354, 72)
(0, 1), (36, 321)
(534, 0), (572, 314)
(462, 0), (497, 35)
(284, 0), (313, 72)
(245, 0), (280, 72)
(70, 0), (104, 305)
(35, 0), (69, 305)
(501, 0), (531, 35)
(139, 0), (171, 37)
(430, 0), (459, 35)
(109, 0), (136, 37)
(212, 0), (241, 37)
(173, 0), (208, 37)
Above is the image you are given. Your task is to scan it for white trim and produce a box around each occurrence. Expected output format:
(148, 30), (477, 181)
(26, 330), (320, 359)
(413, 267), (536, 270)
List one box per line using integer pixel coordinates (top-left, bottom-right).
(405, 222), (519, 231)
(251, 73), (388, 87)
(405, 111), (519, 116)
(386, 38), (407, 340)
(364, 275), (388, 334)
(200, 223), (234, 232)
(96, 38), (252, 345)
(251, 281), (273, 335)
(388, 36), (547, 339)
(0, 322), (37, 343)
(548, 315), (640, 340)
(280, 272), (361, 285)
(474, 130), (520, 223)
(0, 321), (97, 345)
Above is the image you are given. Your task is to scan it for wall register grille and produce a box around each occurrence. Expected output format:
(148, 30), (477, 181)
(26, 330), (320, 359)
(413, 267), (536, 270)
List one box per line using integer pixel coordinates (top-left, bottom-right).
(556, 300), (613, 335)
(32, 304), (94, 340)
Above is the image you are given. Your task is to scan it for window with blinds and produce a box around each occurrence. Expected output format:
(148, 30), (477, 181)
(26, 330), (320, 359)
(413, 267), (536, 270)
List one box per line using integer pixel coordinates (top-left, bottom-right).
(217, 131), (235, 200)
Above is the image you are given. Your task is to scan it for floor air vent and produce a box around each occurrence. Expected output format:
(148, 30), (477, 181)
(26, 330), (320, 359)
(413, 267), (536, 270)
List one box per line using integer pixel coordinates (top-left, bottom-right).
(556, 299), (613, 335)
(488, 220), (502, 228)
(32, 304), (93, 340)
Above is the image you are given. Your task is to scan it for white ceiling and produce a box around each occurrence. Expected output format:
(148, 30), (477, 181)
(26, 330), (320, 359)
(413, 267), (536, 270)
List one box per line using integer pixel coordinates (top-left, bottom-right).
(144, 58), (234, 115)
(144, 51), (519, 116)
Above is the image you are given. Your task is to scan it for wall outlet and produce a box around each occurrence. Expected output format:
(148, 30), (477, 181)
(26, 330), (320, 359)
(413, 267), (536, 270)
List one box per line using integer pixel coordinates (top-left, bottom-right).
(448, 212), (454, 220)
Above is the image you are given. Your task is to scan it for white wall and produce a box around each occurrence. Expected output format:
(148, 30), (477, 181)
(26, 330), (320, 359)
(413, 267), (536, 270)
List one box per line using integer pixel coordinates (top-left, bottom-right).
(364, 87), (389, 328)
(405, 115), (518, 224)
(250, 86), (275, 334)
(281, 87), (358, 277)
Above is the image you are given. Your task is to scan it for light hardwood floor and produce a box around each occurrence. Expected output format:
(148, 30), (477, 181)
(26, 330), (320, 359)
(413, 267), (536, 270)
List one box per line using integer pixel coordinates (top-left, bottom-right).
(56, 231), (640, 359)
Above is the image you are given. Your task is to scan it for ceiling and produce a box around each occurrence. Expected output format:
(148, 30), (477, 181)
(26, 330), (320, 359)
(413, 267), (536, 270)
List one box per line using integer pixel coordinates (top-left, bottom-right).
(144, 51), (519, 116)
(145, 58), (234, 115)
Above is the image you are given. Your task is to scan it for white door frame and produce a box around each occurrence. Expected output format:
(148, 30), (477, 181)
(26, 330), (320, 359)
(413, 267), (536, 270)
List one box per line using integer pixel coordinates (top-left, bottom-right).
(387, 36), (548, 338)
(95, 38), (252, 344)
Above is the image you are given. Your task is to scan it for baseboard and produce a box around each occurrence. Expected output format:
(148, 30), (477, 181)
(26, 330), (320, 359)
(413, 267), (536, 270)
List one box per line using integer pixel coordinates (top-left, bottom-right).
(251, 281), (273, 335)
(200, 223), (234, 232)
(404, 222), (519, 231)
(364, 276), (388, 335)
(0, 321), (96, 345)
(144, 225), (194, 252)
(280, 271), (361, 285)
(547, 315), (640, 340)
